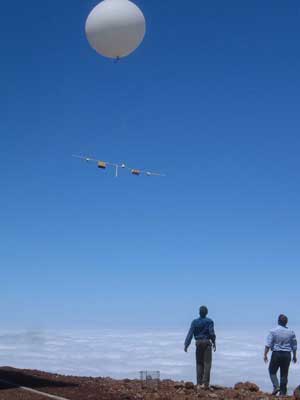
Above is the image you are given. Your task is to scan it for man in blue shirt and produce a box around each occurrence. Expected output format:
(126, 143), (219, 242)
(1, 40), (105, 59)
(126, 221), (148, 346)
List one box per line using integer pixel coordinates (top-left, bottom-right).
(184, 306), (216, 389)
(264, 314), (297, 396)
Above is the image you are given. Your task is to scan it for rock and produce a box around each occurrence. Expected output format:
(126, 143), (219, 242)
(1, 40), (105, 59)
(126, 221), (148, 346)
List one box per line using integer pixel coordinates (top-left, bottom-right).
(120, 394), (134, 400)
(234, 382), (260, 392)
(185, 381), (195, 390)
(174, 383), (185, 389)
(294, 385), (300, 399)
(210, 385), (227, 391)
(0, 366), (281, 400)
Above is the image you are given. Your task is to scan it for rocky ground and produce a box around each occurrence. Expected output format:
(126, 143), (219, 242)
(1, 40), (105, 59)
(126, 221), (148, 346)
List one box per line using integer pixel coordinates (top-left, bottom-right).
(0, 367), (299, 400)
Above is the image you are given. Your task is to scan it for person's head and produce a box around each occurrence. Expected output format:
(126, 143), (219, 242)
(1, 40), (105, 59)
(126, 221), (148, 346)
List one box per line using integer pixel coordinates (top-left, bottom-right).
(278, 314), (288, 327)
(199, 306), (208, 318)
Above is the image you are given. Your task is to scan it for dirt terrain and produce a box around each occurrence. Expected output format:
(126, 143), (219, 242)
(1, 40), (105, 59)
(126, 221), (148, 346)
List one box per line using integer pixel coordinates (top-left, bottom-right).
(0, 367), (299, 400)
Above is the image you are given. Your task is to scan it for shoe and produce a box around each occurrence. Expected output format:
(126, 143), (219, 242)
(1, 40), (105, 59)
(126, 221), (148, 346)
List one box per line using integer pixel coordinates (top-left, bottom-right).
(272, 387), (280, 396)
(197, 384), (210, 391)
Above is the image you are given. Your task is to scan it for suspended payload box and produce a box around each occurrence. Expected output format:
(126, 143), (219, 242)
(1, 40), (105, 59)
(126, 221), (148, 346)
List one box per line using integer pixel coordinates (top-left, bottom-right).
(98, 161), (107, 169)
(131, 169), (141, 176)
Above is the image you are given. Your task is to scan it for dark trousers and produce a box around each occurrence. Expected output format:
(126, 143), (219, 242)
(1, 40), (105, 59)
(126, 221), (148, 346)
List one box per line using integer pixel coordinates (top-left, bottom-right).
(269, 351), (291, 395)
(196, 339), (212, 386)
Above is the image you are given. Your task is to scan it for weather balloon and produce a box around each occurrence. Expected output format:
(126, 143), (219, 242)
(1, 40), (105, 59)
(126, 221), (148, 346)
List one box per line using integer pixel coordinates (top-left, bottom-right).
(85, 0), (146, 59)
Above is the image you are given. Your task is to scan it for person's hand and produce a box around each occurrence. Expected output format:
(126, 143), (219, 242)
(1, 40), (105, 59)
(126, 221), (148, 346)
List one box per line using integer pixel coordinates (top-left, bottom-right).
(264, 355), (268, 364)
(293, 356), (297, 364)
(184, 347), (188, 353)
(213, 343), (216, 352)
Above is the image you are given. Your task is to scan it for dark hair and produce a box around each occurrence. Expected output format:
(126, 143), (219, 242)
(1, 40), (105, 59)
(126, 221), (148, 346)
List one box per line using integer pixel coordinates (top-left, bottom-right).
(199, 306), (208, 318)
(278, 314), (288, 327)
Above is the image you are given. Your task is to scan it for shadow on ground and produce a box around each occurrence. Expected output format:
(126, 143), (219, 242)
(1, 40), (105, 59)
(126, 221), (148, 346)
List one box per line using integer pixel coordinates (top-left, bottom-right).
(0, 367), (78, 391)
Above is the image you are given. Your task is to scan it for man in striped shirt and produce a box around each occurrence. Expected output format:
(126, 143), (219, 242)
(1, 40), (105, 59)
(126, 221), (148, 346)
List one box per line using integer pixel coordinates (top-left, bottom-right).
(264, 314), (297, 396)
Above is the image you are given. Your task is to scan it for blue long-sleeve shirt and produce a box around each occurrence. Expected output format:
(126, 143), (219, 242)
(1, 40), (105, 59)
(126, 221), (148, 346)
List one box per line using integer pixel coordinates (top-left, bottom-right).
(185, 317), (216, 349)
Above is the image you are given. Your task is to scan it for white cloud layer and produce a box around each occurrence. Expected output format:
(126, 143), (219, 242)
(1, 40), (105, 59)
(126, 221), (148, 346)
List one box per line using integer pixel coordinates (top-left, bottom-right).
(0, 329), (299, 394)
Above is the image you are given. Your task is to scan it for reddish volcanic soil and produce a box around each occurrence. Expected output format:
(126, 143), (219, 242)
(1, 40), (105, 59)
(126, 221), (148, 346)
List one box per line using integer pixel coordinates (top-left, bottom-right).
(0, 367), (297, 400)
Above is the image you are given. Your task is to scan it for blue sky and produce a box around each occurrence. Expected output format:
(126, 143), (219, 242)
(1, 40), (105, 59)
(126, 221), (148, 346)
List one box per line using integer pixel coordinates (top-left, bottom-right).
(1, 0), (300, 331)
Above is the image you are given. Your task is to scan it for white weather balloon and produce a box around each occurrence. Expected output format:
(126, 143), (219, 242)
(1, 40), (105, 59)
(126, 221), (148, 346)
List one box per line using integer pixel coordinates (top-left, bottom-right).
(85, 0), (146, 59)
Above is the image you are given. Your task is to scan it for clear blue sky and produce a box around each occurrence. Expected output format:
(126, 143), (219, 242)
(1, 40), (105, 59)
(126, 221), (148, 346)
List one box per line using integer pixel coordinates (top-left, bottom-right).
(1, 0), (300, 330)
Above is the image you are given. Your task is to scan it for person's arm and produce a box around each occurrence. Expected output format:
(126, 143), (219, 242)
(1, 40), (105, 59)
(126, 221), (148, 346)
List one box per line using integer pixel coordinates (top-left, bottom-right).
(264, 346), (270, 363)
(209, 321), (216, 352)
(291, 332), (297, 363)
(293, 349), (297, 363)
(184, 321), (194, 352)
(264, 331), (273, 363)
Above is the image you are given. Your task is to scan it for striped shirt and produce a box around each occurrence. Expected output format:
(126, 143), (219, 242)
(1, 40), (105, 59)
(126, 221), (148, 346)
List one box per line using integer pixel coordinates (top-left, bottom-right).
(266, 325), (297, 352)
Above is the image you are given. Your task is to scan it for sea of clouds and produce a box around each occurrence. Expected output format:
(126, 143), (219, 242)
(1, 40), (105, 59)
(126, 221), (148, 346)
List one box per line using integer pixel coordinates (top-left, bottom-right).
(0, 329), (299, 393)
